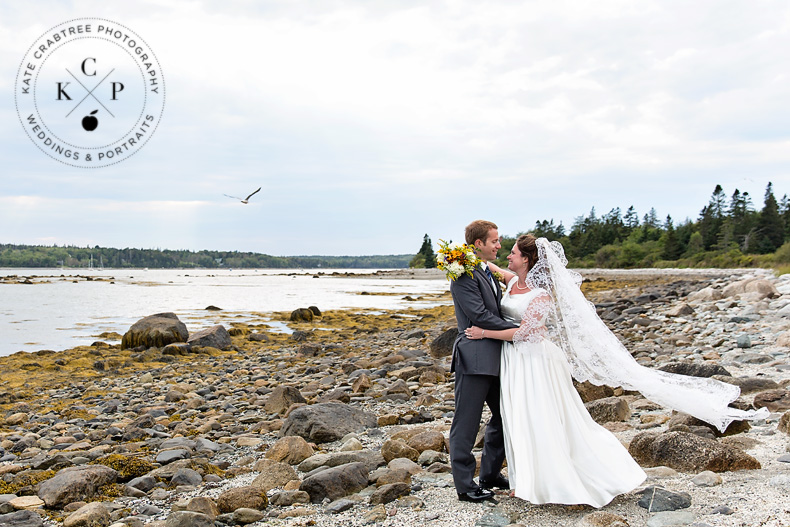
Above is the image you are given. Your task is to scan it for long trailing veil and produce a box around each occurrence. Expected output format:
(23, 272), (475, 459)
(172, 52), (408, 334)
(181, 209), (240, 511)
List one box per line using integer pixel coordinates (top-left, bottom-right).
(527, 237), (769, 433)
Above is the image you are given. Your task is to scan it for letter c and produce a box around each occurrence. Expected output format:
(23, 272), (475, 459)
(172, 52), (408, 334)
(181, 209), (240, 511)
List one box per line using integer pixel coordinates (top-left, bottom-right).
(81, 57), (97, 76)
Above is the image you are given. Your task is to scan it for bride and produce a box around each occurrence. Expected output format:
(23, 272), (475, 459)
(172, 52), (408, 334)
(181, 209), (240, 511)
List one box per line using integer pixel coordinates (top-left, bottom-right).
(464, 234), (768, 507)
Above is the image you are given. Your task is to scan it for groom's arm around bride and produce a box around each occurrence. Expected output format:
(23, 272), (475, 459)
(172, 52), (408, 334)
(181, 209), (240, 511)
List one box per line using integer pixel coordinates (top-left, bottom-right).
(449, 220), (517, 502)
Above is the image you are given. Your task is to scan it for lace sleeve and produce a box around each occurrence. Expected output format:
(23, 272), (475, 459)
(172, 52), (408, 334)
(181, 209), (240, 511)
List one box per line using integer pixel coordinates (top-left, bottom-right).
(512, 291), (552, 345)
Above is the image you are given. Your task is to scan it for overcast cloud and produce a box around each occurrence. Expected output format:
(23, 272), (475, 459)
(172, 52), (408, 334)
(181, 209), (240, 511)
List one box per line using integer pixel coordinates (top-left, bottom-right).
(1, 0), (789, 255)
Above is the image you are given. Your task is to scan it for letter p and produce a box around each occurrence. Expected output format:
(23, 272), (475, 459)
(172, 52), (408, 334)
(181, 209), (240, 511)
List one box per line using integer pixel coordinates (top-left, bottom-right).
(111, 82), (124, 100)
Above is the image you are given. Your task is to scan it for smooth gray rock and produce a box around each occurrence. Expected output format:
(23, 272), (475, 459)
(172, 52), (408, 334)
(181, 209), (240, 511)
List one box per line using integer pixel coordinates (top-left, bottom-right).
(156, 449), (190, 464)
(0, 510), (44, 527)
(325, 498), (355, 513)
(299, 462), (369, 503)
(736, 335), (752, 348)
(127, 475), (156, 492)
(171, 468), (202, 487)
(637, 486), (691, 512)
(187, 325), (231, 350)
(297, 450), (385, 473)
(280, 402), (377, 443)
(164, 511), (214, 527)
(232, 508), (265, 524)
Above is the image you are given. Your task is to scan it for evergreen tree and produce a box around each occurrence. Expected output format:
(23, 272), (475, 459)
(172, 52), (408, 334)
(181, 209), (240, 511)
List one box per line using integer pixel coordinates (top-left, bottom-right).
(698, 184), (726, 250)
(624, 206), (639, 230)
(780, 194), (790, 242)
(411, 234), (437, 268)
(754, 182), (784, 253)
(661, 215), (681, 260)
(532, 220), (565, 239)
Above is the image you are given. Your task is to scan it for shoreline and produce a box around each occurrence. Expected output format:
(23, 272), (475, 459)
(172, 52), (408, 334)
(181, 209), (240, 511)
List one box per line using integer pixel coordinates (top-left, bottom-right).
(0, 268), (788, 527)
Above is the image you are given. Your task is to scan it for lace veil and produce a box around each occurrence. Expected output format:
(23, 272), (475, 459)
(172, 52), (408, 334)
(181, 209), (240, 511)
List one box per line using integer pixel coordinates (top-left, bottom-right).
(526, 237), (769, 433)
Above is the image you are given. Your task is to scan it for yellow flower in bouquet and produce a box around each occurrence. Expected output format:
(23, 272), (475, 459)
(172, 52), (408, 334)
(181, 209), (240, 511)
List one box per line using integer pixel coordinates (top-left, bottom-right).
(436, 239), (481, 281)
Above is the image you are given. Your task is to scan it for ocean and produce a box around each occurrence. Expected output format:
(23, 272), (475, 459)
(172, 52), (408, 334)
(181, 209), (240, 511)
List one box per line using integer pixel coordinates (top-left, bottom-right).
(0, 268), (450, 357)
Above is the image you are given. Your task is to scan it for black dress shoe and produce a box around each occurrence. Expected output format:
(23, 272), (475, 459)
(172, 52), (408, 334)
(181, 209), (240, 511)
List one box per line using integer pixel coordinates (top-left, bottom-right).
(479, 474), (510, 490)
(457, 487), (496, 502)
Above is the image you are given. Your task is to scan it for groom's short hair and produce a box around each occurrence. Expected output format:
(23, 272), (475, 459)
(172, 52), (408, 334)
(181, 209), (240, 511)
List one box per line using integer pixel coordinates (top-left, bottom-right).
(465, 220), (498, 245)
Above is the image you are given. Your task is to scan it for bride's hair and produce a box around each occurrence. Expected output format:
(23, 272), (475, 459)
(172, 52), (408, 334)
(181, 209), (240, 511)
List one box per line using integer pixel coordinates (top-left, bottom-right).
(515, 234), (539, 271)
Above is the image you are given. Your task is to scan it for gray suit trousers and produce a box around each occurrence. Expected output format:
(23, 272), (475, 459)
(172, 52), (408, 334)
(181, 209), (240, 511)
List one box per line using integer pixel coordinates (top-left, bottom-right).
(449, 372), (506, 493)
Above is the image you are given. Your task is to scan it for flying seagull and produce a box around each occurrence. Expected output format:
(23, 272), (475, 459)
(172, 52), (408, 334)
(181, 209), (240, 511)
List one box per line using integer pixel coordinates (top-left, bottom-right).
(224, 187), (261, 204)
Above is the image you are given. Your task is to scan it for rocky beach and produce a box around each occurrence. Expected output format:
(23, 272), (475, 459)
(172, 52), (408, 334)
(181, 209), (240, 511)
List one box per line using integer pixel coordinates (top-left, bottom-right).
(1, 269), (789, 527)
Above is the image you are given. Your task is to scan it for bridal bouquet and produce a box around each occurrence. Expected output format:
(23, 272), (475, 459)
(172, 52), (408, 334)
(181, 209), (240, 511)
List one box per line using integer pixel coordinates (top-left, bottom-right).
(436, 240), (480, 281)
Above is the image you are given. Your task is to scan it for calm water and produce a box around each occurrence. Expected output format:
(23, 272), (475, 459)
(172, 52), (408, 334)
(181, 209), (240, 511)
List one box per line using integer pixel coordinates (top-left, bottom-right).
(0, 268), (451, 356)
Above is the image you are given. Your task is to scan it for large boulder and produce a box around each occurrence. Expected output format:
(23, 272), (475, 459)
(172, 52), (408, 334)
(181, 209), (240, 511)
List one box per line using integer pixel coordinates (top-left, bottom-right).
(299, 462), (369, 503)
(37, 465), (118, 509)
(121, 313), (188, 349)
(667, 412), (750, 437)
(722, 278), (779, 300)
(687, 286), (722, 302)
(429, 328), (458, 358)
(628, 431), (760, 472)
(290, 309), (314, 322)
(187, 325), (231, 350)
(657, 362), (731, 378)
(584, 397), (630, 424)
(264, 386), (306, 415)
(753, 390), (790, 412)
(573, 380), (615, 403)
(711, 375), (780, 395)
(279, 402), (377, 443)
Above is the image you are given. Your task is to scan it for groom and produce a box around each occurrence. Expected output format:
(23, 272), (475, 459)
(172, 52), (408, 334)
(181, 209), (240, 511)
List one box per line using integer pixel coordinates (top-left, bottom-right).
(449, 220), (517, 502)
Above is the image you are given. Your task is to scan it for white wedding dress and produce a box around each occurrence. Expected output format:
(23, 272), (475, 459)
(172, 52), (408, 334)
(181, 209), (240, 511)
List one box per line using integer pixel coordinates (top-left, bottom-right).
(499, 278), (646, 507)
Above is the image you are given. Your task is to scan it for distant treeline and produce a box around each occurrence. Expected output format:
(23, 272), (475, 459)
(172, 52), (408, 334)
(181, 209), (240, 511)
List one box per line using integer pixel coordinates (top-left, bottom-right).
(492, 182), (790, 270)
(0, 245), (412, 269)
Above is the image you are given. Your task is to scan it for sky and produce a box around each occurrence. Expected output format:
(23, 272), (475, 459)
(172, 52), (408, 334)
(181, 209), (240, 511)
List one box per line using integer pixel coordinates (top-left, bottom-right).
(1, 0), (789, 256)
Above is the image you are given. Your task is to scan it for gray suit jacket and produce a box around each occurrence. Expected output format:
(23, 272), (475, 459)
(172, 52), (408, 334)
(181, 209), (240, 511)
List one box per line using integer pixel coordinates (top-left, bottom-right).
(450, 267), (518, 376)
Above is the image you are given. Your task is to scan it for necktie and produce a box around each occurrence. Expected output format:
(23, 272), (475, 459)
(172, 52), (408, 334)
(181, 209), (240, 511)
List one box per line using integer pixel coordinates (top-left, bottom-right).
(484, 265), (496, 291)
(484, 266), (494, 283)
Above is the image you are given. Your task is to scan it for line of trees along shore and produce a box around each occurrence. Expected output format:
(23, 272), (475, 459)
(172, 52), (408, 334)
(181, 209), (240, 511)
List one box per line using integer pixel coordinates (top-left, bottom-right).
(412, 182), (790, 271)
(0, 245), (412, 269)
(509, 182), (790, 270)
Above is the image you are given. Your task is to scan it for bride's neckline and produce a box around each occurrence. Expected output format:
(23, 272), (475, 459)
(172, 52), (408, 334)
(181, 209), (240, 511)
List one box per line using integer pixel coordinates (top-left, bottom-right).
(507, 276), (532, 296)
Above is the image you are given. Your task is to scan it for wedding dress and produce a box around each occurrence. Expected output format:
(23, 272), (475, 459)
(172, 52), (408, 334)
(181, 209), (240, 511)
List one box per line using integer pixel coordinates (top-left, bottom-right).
(498, 238), (768, 506)
(499, 280), (646, 507)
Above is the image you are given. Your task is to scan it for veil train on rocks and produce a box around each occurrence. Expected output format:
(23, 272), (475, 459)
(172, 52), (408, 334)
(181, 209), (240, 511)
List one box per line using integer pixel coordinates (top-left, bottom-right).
(528, 237), (769, 433)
